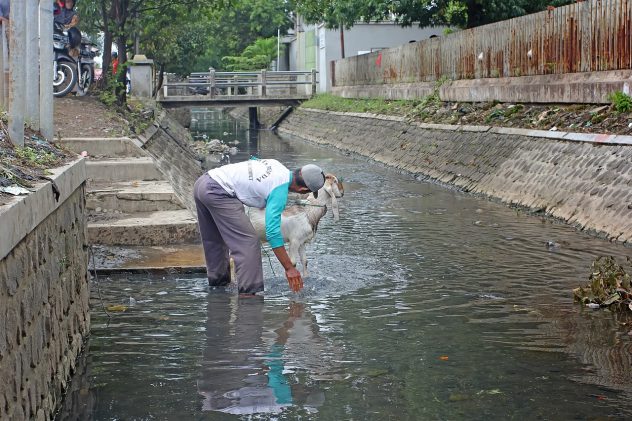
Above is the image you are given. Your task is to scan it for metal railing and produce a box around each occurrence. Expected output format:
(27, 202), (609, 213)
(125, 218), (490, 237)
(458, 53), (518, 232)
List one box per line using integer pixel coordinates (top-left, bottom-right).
(160, 69), (318, 99)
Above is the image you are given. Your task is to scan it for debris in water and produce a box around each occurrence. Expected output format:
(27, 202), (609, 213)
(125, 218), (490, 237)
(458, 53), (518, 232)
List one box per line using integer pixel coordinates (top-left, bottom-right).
(106, 304), (127, 312)
(573, 256), (632, 311)
(439, 355), (449, 361)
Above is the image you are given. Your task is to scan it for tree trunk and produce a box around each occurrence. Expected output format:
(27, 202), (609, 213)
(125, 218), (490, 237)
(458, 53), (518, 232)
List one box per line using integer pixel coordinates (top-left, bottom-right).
(339, 25), (345, 59)
(116, 36), (127, 104)
(97, 0), (112, 88)
(154, 62), (165, 97)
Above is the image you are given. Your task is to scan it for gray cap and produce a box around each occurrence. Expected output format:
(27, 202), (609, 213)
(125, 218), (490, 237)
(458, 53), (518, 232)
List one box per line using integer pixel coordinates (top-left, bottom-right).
(301, 164), (325, 198)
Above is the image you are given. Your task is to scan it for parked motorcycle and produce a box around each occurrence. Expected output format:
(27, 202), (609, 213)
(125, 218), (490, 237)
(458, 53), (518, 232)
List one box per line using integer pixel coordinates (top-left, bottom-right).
(53, 22), (78, 97)
(76, 36), (100, 96)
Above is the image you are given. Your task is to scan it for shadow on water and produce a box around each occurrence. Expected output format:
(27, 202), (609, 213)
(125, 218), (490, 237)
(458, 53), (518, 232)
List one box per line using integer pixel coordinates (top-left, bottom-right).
(56, 109), (632, 420)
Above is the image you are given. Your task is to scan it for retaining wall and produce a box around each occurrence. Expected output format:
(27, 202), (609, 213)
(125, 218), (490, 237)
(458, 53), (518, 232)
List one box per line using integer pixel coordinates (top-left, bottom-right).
(0, 158), (89, 420)
(137, 109), (204, 216)
(279, 108), (632, 244)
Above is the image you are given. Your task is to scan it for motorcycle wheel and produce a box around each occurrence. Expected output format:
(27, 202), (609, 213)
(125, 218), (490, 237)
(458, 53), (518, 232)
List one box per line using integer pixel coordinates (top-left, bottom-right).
(53, 60), (78, 98)
(76, 64), (93, 97)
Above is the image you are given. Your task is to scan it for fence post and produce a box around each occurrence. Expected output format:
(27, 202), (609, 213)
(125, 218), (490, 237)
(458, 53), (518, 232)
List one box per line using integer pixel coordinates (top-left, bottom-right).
(39, 0), (54, 140)
(311, 68), (317, 95)
(260, 69), (267, 97)
(25, 0), (39, 130)
(9, 0), (26, 146)
(0, 22), (6, 107)
(208, 67), (215, 98)
(163, 73), (168, 97)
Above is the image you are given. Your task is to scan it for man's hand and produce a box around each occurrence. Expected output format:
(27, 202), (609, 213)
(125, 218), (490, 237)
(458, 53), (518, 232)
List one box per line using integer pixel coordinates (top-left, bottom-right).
(285, 267), (303, 292)
(272, 246), (304, 293)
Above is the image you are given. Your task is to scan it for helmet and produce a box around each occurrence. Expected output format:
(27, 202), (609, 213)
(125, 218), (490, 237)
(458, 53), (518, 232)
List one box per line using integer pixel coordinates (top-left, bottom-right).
(112, 51), (118, 58)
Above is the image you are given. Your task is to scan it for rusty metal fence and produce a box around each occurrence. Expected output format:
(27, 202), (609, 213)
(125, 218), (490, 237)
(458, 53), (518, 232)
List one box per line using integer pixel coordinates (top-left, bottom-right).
(333, 0), (632, 86)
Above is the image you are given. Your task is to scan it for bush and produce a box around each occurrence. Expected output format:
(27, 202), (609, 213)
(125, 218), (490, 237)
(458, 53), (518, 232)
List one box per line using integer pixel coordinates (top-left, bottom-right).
(608, 91), (632, 113)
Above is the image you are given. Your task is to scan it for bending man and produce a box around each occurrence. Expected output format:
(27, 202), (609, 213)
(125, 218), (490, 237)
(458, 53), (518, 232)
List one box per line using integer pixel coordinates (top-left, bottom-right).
(194, 158), (326, 294)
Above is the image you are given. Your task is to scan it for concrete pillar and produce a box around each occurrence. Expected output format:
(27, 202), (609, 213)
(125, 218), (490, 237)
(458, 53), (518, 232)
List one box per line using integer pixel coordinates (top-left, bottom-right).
(129, 54), (154, 98)
(248, 107), (259, 130)
(207, 67), (215, 98)
(25, 0), (39, 130)
(39, 1), (54, 140)
(0, 22), (7, 106)
(9, 0), (26, 146)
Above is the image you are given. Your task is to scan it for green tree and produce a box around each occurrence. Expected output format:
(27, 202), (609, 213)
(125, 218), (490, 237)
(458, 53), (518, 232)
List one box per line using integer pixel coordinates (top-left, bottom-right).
(294, 0), (575, 29)
(221, 37), (278, 71)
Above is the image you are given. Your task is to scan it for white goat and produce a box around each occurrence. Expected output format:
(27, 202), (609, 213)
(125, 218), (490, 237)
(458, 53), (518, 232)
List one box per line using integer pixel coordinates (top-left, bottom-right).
(248, 174), (344, 277)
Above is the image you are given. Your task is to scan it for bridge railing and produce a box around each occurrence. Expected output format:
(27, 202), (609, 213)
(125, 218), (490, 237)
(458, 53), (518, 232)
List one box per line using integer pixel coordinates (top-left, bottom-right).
(160, 69), (318, 99)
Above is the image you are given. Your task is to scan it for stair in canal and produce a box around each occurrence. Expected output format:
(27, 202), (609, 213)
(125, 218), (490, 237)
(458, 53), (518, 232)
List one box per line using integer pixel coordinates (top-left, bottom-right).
(58, 137), (205, 271)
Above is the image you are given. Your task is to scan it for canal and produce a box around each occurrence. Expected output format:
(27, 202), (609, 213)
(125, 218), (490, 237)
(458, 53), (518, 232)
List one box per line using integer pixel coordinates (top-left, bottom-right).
(57, 109), (632, 420)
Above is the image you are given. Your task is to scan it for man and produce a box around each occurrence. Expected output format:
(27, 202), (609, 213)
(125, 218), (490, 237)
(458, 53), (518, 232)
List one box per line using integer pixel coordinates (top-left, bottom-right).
(194, 158), (326, 295)
(111, 51), (119, 75)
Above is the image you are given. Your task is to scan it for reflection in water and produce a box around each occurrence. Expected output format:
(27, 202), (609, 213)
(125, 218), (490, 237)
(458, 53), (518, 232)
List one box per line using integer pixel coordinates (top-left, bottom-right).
(198, 296), (328, 415)
(199, 295), (287, 414)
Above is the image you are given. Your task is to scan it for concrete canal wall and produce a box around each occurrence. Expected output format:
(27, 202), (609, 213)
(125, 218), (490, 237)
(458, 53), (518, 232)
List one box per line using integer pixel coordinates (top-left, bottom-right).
(279, 108), (632, 244)
(137, 109), (204, 216)
(0, 159), (89, 420)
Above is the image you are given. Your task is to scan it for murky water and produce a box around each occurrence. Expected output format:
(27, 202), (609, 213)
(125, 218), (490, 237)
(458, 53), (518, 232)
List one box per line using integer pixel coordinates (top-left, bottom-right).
(57, 109), (632, 420)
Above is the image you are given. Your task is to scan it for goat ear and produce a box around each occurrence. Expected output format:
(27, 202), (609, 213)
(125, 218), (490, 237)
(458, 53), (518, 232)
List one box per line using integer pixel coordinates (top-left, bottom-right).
(325, 183), (340, 222)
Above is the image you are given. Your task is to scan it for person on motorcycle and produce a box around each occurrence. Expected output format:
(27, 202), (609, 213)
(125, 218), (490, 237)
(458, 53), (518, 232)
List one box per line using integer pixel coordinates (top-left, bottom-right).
(54, 0), (79, 29)
(55, 0), (80, 58)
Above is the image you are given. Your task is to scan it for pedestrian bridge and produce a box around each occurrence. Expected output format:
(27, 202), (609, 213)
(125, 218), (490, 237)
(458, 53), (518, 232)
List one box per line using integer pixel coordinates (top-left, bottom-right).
(157, 70), (318, 107)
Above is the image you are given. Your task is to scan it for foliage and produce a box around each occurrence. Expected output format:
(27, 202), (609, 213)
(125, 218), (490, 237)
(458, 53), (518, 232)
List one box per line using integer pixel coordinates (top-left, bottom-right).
(573, 256), (632, 311)
(608, 91), (632, 113)
(222, 37), (278, 71)
(294, 0), (576, 30)
(303, 94), (411, 114)
(15, 146), (56, 168)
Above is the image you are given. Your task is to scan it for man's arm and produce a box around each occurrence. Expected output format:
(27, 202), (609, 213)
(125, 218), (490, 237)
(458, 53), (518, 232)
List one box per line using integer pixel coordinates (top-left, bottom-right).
(266, 183), (303, 292)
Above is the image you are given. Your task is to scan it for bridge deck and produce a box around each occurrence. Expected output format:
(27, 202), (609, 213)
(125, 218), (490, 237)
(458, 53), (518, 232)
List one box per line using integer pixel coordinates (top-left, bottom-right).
(157, 70), (317, 107)
(158, 95), (307, 107)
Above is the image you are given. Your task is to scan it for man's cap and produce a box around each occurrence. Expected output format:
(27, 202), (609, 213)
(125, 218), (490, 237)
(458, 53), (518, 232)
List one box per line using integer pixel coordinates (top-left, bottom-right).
(301, 164), (325, 198)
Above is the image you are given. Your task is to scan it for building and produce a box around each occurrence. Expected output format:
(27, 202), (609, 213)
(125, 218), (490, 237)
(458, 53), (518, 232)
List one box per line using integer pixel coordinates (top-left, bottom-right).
(283, 20), (446, 92)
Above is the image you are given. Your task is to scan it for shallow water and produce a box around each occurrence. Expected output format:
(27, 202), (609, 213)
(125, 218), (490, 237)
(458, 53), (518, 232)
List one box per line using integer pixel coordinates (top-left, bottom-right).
(57, 109), (632, 420)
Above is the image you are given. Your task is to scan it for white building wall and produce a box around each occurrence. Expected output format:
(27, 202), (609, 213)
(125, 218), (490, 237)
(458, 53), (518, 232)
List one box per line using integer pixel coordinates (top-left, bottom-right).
(305, 22), (446, 92)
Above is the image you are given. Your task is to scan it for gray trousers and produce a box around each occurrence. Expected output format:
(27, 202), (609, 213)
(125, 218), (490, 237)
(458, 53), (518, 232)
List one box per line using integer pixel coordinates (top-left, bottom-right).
(194, 173), (264, 293)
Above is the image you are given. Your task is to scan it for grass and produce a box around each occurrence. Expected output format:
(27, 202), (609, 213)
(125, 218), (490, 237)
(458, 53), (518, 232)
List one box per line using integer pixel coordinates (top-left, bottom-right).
(302, 94), (413, 115)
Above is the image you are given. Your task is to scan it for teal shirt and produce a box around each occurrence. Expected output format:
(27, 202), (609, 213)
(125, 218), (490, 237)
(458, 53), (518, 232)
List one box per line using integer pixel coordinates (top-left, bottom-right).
(265, 173), (292, 248)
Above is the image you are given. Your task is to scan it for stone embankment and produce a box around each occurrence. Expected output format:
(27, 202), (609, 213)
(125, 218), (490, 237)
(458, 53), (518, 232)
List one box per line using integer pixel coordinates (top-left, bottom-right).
(279, 108), (632, 244)
(0, 159), (89, 420)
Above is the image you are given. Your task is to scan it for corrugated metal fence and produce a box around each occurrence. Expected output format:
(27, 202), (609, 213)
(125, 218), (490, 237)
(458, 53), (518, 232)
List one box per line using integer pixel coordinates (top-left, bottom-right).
(333, 0), (632, 86)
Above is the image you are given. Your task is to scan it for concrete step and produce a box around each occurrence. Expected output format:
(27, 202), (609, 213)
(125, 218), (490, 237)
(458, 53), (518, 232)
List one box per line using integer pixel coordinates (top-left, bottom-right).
(86, 157), (163, 182)
(87, 180), (184, 213)
(59, 137), (148, 158)
(88, 209), (199, 246)
(89, 244), (205, 272)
